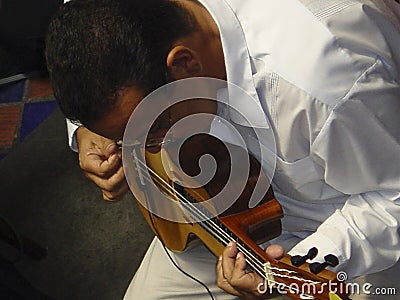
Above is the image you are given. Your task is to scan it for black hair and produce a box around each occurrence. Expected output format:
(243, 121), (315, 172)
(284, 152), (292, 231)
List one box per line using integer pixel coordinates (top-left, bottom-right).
(45, 0), (197, 126)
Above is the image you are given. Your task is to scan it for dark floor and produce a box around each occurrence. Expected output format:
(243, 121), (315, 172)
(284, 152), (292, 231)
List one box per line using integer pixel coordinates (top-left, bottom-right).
(0, 78), (153, 299)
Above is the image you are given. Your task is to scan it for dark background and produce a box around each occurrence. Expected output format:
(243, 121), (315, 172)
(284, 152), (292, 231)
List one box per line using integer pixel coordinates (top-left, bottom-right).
(0, 0), (63, 80)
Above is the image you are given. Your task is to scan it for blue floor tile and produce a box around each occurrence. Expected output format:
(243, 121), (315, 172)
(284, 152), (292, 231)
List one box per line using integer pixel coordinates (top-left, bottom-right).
(20, 101), (58, 142)
(0, 80), (26, 103)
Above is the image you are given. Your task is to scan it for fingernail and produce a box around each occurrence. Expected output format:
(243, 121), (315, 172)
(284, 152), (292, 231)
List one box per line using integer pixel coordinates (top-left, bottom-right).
(106, 144), (114, 150)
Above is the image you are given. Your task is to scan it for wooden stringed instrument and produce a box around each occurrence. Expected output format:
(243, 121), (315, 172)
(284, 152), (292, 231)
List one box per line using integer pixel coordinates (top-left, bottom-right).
(124, 133), (349, 300)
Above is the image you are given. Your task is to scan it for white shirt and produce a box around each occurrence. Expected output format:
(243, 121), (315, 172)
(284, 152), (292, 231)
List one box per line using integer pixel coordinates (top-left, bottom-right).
(67, 0), (400, 279)
(197, 0), (400, 279)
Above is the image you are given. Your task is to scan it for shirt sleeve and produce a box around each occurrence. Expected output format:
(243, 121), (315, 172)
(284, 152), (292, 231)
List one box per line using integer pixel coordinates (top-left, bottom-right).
(289, 192), (400, 279)
(289, 56), (400, 279)
(66, 118), (81, 152)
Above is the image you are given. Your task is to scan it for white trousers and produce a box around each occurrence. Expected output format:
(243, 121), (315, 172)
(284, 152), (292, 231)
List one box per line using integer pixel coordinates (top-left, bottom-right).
(123, 237), (244, 300)
(124, 237), (399, 300)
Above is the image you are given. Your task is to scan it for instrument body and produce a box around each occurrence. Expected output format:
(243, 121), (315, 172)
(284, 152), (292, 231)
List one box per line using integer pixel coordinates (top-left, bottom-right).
(128, 134), (348, 300)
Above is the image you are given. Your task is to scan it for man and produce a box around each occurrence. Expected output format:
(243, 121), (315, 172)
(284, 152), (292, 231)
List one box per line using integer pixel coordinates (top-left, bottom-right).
(46, 0), (400, 299)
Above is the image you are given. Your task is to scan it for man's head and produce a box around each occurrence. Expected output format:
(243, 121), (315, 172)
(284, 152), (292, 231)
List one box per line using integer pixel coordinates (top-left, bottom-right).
(46, 0), (198, 133)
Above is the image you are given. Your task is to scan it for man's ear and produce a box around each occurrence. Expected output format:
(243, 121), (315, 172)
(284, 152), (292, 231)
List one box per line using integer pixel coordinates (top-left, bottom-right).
(166, 46), (202, 80)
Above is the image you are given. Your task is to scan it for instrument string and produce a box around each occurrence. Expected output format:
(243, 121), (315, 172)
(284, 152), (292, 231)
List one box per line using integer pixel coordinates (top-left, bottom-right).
(133, 158), (320, 295)
(136, 159), (216, 299)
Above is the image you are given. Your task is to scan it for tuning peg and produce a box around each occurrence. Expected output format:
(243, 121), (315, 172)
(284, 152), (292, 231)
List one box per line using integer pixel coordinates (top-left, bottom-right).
(291, 247), (318, 267)
(309, 254), (339, 274)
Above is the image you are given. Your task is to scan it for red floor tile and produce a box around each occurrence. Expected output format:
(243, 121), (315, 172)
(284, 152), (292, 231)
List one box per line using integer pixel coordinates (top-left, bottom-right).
(26, 78), (54, 99)
(0, 105), (22, 149)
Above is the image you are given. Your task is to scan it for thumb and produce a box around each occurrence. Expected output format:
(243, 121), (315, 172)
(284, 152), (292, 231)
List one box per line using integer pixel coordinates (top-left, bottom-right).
(104, 142), (119, 157)
(265, 244), (285, 260)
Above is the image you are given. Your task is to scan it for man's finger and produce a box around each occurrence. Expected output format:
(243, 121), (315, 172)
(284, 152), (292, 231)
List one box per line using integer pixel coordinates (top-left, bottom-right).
(82, 153), (121, 178)
(84, 165), (126, 192)
(216, 256), (242, 297)
(102, 168), (129, 201)
(104, 142), (119, 157)
(101, 167), (129, 201)
(230, 252), (261, 288)
(102, 182), (129, 202)
(221, 241), (239, 281)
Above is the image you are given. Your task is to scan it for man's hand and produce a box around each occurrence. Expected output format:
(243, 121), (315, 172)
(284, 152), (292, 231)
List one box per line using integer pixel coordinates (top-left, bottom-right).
(76, 126), (129, 201)
(217, 241), (285, 299)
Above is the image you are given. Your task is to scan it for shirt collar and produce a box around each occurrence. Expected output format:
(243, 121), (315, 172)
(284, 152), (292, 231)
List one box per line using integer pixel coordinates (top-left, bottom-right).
(197, 0), (268, 128)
